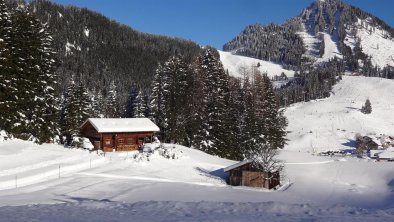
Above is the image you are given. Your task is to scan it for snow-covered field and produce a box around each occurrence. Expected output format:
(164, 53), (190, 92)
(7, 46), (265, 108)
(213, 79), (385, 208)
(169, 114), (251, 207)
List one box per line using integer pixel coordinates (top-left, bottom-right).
(218, 50), (295, 79)
(1, 76), (394, 221)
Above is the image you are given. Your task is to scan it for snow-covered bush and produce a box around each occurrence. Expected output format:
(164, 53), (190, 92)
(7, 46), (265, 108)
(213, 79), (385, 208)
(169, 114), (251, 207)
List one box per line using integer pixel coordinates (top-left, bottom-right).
(157, 145), (183, 159)
(0, 130), (10, 141)
(70, 137), (94, 150)
(142, 137), (161, 153)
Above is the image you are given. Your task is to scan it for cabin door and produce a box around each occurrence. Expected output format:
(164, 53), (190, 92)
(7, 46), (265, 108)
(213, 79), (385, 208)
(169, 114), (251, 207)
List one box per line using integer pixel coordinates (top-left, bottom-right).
(103, 134), (114, 152)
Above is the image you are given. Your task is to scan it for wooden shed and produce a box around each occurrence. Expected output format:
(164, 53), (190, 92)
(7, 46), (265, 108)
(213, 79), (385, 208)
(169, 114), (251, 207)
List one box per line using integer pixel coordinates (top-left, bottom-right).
(224, 160), (280, 189)
(80, 118), (160, 152)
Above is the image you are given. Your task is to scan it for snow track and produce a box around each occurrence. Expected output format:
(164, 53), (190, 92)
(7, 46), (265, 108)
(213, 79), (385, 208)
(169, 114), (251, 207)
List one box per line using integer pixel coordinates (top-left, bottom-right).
(0, 140), (106, 190)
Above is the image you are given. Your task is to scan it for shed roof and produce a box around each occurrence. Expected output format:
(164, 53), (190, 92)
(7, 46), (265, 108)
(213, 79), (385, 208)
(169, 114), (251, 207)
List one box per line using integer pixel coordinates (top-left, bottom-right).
(82, 118), (160, 133)
(223, 160), (252, 172)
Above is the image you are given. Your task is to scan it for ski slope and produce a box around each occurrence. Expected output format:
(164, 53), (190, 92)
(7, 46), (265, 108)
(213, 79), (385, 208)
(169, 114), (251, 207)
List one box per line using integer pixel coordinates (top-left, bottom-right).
(285, 76), (394, 152)
(316, 32), (343, 63)
(297, 22), (343, 64)
(218, 50), (295, 79)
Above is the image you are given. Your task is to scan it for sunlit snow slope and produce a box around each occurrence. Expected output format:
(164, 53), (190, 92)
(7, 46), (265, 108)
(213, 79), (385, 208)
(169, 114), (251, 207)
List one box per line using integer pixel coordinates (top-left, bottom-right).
(218, 50), (295, 79)
(285, 76), (394, 152)
(345, 18), (394, 68)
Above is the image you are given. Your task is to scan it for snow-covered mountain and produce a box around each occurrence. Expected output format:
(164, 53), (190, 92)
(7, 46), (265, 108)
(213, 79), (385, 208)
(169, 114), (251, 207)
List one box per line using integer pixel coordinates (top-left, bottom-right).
(224, 0), (394, 71)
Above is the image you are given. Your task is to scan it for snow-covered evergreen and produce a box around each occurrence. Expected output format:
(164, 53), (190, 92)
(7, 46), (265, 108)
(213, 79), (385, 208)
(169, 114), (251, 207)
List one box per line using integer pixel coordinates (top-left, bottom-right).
(60, 78), (90, 145)
(0, 3), (58, 143)
(104, 81), (120, 118)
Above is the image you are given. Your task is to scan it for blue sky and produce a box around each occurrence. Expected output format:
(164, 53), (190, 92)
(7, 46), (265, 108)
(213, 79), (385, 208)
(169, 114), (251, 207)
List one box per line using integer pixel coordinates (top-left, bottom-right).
(51, 0), (394, 49)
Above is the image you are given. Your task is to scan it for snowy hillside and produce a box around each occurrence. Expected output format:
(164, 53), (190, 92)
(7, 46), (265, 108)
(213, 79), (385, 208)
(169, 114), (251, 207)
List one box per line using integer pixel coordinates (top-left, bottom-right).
(285, 76), (394, 152)
(345, 18), (394, 68)
(296, 23), (343, 64)
(218, 50), (295, 79)
(1, 134), (394, 220)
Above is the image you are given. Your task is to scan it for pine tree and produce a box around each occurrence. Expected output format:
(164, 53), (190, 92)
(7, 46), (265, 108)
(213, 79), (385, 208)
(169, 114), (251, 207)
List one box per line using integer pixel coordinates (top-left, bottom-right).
(240, 76), (257, 158)
(143, 94), (152, 119)
(104, 81), (120, 118)
(162, 56), (190, 143)
(262, 74), (287, 149)
(361, 99), (372, 114)
(90, 90), (105, 118)
(133, 89), (146, 118)
(125, 84), (138, 118)
(150, 64), (167, 140)
(3, 5), (58, 142)
(225, 78), (243, 160)
(193, 47), (230, 156)
(29, 15), (58, 143)
(0, 0), (15, 132)
(60, 78), (90, 145)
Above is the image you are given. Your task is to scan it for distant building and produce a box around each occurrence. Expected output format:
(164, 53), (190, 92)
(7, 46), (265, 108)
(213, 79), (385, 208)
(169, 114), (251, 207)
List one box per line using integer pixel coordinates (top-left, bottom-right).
(370, 147), (394, 161)
(224, 161), (280, 190)
(80, 118), (160, 152)
(357, 136), (379, 151)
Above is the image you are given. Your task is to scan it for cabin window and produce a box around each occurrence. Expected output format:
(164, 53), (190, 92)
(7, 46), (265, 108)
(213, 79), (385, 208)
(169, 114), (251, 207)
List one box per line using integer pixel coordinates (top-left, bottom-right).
(127, 138), (135, 144)
(118, 139), (125, 144)
(105, 139), (111, 145)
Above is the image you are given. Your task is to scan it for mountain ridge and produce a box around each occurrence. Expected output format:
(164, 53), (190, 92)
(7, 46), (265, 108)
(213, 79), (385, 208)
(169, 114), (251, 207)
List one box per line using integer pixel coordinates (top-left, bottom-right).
(223, 0), (394, 72)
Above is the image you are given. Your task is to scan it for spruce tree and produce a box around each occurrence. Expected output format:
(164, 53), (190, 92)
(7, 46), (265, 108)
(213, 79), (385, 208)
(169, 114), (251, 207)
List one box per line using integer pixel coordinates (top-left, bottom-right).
(361, 99), (372, 114)
(104, 81), (120, 118)
(225, 78), (243, 160)
(0, 0), (15, 132)
(125, 84), (138, 118)
(133, 89), (146, 118)
(150, 64), (167, 140)
(162, 56), (190, 143)
(240, 76), (258, 157)
(261, 74), (287, 149)
(90, 91), (105, 118)
(193, 47), (230, 156)
(60, 78), (90, 145)
(4, 5), (58, 142)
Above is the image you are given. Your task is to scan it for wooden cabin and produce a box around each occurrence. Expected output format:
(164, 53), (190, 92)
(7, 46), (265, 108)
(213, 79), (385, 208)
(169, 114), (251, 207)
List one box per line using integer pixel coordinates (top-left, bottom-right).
(224, 160), (280, 189)
(80, 118), (160, 152)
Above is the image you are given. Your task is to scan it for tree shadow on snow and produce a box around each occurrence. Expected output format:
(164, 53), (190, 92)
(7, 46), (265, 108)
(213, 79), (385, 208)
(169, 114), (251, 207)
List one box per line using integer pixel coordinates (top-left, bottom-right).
(342, 139), (357, 149)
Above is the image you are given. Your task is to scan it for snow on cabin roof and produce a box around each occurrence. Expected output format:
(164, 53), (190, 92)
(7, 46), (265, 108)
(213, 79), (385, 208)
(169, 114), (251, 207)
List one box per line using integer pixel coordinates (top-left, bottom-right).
(83, 118), (160, 133)
(223, 160), (252, 172)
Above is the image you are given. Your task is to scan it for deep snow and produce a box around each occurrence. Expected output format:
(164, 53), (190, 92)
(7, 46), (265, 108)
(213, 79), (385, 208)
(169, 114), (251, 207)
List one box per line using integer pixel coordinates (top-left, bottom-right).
(1, 76), (394, 221)
(345, 18), (394, 68)
(285, 76), (394, 153)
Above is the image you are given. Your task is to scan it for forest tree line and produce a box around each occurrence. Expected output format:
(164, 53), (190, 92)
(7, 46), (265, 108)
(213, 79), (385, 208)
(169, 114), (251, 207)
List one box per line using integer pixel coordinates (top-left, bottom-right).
(60, 47), (288, 160)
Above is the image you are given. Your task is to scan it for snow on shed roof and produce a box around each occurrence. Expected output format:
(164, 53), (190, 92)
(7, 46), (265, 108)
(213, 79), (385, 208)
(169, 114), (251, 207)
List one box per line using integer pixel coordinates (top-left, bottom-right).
(377, 147), (394, 159)
(83, 118), (160, 133)
(223, 160), (252, 172)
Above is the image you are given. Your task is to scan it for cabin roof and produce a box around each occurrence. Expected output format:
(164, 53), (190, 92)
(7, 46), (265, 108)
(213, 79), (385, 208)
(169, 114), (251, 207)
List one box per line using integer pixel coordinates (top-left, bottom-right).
(82, 118), (160, 133)
(223, 160), (252, 172)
